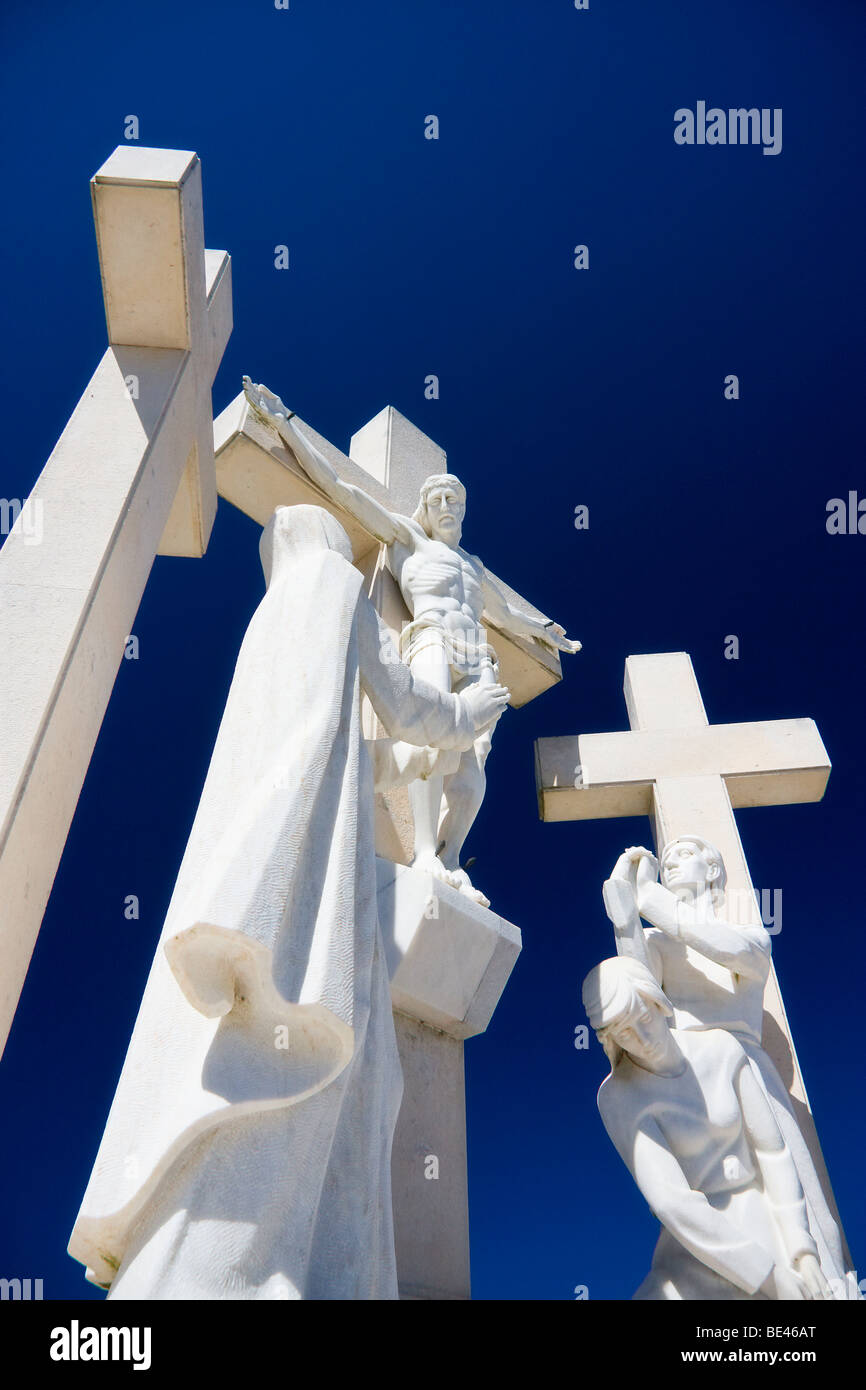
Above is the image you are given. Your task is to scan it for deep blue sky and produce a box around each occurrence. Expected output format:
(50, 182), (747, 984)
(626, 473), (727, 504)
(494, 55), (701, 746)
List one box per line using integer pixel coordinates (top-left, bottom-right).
(0, 0), (863, 1300)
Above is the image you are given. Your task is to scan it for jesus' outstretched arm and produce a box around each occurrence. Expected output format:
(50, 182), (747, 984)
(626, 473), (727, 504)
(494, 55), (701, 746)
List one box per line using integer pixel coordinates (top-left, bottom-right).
(480, 570), (581, 655)
(243, 378), (413, 549)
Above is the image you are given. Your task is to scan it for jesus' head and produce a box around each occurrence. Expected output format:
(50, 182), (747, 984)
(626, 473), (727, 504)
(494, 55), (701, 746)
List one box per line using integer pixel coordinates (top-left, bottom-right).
(413, 474), (466, 546)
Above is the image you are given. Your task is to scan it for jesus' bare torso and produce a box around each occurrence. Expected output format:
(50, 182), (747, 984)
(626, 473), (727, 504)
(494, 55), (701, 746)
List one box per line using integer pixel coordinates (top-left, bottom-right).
(398, 538), (483, 631)
(243, 378), (581, 906)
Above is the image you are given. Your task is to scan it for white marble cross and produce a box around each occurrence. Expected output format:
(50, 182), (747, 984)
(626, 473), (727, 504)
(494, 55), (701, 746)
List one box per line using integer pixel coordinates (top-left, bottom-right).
(213, 389), (560, 1301)
(535, 650), (848, 1249)
(0, 147), (232, 1056)
(214, 395), (562, 709)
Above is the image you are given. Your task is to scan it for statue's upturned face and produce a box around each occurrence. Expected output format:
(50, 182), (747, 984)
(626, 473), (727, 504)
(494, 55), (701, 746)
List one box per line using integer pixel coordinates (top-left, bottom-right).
(425, 483), (465, 547)
(661, 839), (716, 896)
(610, 997), (672, 1073)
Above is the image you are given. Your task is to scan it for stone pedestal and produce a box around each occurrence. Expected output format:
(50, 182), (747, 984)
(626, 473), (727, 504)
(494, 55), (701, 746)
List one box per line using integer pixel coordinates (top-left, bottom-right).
(390, 1016), (469, 1300)
(377, 859), (521, 1300)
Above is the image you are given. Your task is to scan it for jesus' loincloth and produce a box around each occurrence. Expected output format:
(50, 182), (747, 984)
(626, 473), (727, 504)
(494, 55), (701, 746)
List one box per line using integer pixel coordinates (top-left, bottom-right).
(399, 615), (500, 683)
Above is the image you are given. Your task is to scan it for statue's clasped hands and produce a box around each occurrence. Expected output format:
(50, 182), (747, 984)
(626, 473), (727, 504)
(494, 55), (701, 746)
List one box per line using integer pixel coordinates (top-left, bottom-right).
(611, 845), (659, 887)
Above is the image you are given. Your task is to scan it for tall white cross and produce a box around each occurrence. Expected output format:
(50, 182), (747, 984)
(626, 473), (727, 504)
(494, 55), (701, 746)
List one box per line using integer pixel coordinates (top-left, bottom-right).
(213, 386), (564, 1300)
(0, 147), (232, 1055)
(213, 392), (562, 708)
(535, 650), (848, 1254)
(213, 385), (565, 874)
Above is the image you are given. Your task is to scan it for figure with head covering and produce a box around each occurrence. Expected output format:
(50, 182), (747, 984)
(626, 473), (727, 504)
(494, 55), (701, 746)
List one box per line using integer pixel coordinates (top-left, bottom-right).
(598, 838), (855, 1295)
(69, 504), (509, 1300)
(242, 378), (581, 907)
(583, 956), (837, 1300)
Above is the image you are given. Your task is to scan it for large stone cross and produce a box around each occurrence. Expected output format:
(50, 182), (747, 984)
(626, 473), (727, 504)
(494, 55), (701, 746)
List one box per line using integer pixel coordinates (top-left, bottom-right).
(214, 389), (563, 868)
(535, 650), (848, 1251)
(0, 146), (232, 1056)
(213, 387), (563, 1300)
(214, 394), (562, 709)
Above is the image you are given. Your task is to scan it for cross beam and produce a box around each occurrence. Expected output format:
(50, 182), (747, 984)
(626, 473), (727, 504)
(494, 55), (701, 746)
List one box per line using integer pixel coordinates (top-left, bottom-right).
(214, 396), (562, 710)
(537, 653), (830, 822)
(535, 651), (845, 1246)
(0, 147), (231, 1057)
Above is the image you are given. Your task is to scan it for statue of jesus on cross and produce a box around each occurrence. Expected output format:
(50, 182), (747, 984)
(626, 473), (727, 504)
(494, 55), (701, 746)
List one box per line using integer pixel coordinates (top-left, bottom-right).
(244, 378), (581, 906)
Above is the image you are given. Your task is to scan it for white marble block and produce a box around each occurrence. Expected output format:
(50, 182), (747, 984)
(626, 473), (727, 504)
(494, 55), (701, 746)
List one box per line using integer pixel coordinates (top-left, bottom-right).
(378, 859), (522, 1039)
(390, 1015), (470, 1300)
(378, 859), (521, 1299)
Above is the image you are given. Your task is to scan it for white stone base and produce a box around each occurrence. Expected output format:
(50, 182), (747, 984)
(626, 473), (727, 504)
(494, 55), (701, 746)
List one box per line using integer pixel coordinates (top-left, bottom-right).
(391, 1014), (470, 1300)
(378, 859), (522, 1299)
(378, 859), (521, 1040)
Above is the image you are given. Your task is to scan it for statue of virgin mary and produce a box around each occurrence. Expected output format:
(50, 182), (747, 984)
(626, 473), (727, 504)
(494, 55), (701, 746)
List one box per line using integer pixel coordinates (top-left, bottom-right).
(69, 505), (507, 1300)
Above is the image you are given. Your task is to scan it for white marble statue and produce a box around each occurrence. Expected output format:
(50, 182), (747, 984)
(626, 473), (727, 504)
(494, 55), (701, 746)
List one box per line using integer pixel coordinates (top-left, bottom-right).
(243, 378), (581, 907)
(68, 505), (509, 1300)
(601, 837), (855, 1295)
(583, 956), (838, 1300)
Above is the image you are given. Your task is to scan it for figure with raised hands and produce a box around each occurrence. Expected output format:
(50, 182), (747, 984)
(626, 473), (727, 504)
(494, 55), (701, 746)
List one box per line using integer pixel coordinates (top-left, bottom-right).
(598, 837), (855, 1295)
(583, 956), (839, 1301)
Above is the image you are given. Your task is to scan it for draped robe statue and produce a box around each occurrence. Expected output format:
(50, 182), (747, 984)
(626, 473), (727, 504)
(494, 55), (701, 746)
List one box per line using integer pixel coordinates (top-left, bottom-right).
(68, 505), (508, 1300)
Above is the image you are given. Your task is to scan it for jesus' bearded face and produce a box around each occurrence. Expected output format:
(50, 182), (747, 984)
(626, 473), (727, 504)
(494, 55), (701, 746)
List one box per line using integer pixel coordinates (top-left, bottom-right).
(425, 483), (465, 546)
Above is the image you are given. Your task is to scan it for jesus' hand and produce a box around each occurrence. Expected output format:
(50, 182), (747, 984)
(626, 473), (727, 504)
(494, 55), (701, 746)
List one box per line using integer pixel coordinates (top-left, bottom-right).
(538, 622), (582, 655)
(243, 377), (292, 425)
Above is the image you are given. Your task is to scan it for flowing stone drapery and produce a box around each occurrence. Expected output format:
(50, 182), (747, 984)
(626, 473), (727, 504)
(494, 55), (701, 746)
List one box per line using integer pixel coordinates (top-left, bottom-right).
(69, 505), (490, 1300)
